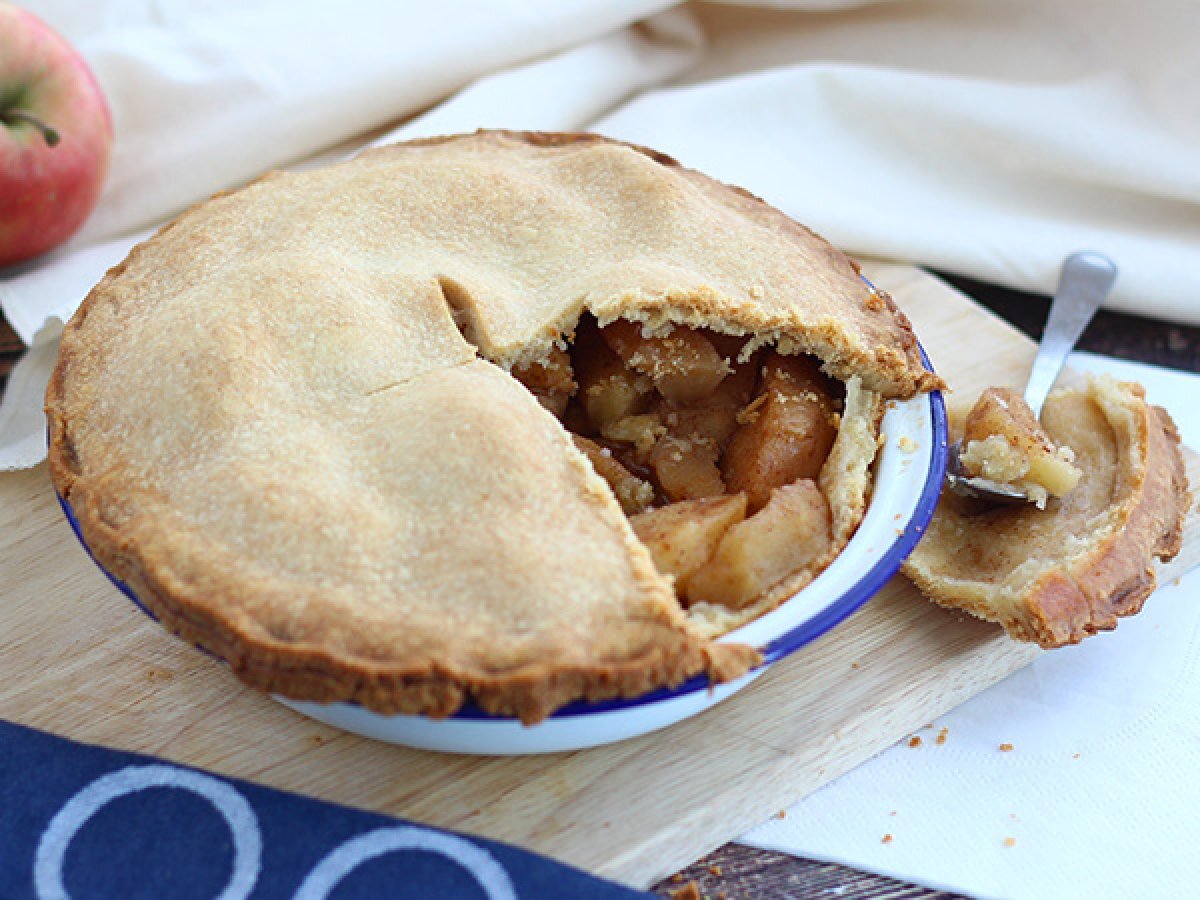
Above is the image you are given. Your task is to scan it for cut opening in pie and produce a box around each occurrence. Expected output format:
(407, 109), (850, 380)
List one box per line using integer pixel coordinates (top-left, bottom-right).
(509, 313), (884, 637)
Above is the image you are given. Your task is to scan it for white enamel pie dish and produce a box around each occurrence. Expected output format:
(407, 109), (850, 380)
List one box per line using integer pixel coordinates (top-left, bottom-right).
(61, 349), (947, 756)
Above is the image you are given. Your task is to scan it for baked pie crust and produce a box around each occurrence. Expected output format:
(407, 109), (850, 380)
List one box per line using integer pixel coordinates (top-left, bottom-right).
(904, 376), (1190, 647)
(46, 130), (939, 722)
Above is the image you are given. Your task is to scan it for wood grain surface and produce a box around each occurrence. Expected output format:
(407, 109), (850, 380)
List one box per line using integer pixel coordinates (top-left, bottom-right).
(655, 843), (967, 899)
(1, 263), (1196, 898)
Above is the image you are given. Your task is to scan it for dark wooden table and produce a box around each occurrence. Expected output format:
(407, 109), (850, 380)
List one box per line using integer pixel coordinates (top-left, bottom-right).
(3, 272), (1197, 900)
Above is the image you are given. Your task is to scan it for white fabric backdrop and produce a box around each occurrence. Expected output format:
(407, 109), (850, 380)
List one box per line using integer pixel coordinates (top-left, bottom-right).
(5, 0), (1199, 336)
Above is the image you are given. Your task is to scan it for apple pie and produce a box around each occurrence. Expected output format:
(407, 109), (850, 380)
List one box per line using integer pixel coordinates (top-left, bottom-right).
(46, 130), (940, 722)
(904, 376), (1190, 647)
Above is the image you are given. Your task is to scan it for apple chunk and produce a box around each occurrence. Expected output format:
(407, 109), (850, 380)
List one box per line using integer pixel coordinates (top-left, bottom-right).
(631, 494), (748, 589)
(573, 323), (654, 431)
(573, 435), (655, 515)
(512, 347), (575, 418)
(685, 479), (832, 609)
(960, 386), (1081, 505)
(601, 319), (729, 404)
(649, 435), (725, 501)
(722, 352), (838, 509)
(661, 352), (759, 447)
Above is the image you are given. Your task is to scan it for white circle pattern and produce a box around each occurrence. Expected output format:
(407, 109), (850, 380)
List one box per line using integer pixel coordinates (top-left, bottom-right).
(32, 764), (262, 900)
(293, 825), (518, 900)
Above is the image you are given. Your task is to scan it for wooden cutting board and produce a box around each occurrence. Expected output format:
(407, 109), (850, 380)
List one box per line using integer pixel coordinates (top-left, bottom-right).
(1, 262), (1196, 889)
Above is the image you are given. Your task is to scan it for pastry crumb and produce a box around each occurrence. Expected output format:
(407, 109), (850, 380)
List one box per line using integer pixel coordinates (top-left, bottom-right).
(898, 435), (917, 453)
(936, 726), (949, 745)
(851, 661), (861, 669)
(1072, 752), (1081, 759)
(776, 809), (787, 819)
(668, 882), (701, 900)
(999, 742), (1014, 752)
(1003, 837), (1017, 848)
(882, 833), (894, 844)
(908, 735), (922, 748)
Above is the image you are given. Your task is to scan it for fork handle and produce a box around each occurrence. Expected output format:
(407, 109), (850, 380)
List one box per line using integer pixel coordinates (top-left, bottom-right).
(1024, 251), (1117, 416)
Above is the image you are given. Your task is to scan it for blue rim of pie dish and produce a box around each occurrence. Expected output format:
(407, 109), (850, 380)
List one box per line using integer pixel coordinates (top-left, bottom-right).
(56, 346), (947, 724)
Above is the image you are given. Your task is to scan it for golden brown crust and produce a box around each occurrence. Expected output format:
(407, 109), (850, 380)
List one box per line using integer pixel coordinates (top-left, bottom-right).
(1008, 401), (1187, 644)
(66, 471), (727, 726)
(58, 464), (737, 727)
(51, 360), (736, 725)
(45, 130), (935, 721)
(364, 130), (941, 397)
(903, 377), (1190, 648)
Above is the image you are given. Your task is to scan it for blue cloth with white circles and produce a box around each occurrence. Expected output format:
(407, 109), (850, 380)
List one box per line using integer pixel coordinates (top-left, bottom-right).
(0, 720), (651, 899)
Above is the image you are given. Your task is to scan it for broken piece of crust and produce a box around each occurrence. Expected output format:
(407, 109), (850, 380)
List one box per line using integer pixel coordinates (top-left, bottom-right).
(904, 376), (1190, 647)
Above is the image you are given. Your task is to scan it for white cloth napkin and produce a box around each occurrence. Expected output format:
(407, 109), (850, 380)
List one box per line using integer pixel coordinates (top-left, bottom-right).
(742, 352), (1200, 900)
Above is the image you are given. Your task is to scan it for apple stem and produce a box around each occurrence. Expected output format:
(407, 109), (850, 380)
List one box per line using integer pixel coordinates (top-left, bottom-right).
(1, 110), (60, 147)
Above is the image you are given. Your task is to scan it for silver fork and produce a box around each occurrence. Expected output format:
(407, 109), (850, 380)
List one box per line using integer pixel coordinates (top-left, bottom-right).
(944, 251), (1118, 504)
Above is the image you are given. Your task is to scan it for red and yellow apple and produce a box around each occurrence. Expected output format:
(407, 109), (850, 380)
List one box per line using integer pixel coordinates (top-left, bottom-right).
(1, 3), (113, 267)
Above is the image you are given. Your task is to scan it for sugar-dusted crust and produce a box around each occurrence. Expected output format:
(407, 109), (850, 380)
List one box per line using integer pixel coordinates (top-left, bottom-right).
(50, 357), (759, 724)
(364, 131), (941, 397)
(46, 130), (933, 721)
(903, 376), (1190, 647)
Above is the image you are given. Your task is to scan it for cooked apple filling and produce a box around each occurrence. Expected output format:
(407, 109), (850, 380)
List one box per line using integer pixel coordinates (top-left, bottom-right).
(959, 387), (1082, 509)
(512, 315), (882, 635)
